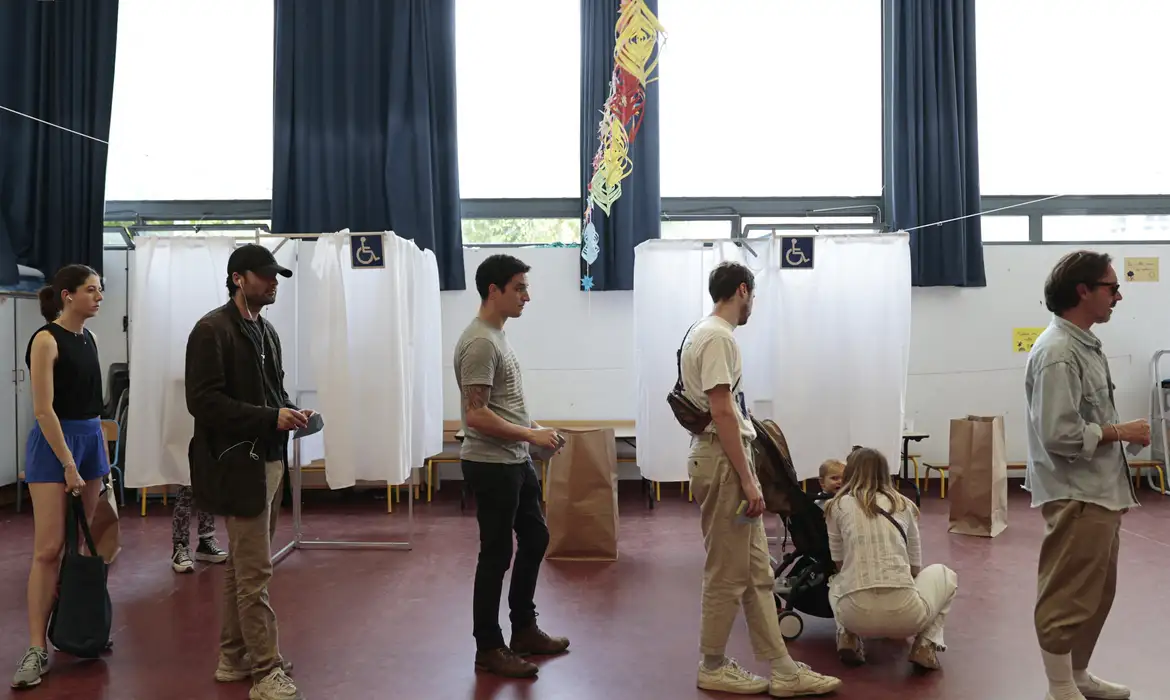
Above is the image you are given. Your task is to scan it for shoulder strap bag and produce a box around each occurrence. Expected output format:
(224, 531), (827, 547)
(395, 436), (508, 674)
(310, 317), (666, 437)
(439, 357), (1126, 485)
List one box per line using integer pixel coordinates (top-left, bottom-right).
(47, 495), (113, 658)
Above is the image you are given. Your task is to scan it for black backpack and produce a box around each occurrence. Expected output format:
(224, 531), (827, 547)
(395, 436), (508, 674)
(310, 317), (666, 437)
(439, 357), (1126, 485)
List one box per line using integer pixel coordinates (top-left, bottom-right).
(47, 495), (112, 658)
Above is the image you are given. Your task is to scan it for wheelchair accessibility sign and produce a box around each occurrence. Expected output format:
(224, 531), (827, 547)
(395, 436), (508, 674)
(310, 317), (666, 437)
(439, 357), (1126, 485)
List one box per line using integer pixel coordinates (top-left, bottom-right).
(350, 234), (385, 269)
(780, 236), (814, 269)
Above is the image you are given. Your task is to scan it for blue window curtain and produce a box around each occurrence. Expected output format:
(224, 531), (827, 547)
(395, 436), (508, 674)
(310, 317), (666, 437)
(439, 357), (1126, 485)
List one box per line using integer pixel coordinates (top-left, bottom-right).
(579, 0), (662, 292)
(884, 0), (985, 288)
(0, 1), (119, 285)
(272, 0), (465, 291)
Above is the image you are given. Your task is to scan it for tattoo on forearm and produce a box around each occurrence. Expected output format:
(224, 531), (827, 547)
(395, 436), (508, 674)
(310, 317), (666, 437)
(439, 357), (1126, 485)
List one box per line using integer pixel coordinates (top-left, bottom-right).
(462, 385), (490, 412)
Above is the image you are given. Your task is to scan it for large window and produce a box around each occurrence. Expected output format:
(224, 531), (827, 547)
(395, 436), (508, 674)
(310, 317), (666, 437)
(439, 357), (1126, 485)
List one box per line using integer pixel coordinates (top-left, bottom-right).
(105, 0), (275, 201)
(977, 1), (1170, 195)
(461, 219), (580, 246)
(980, 216), (1030, 243)
(657, 0), (881, 197)
(1043, 215), (1170, 242)
(455, 0), (580, 199)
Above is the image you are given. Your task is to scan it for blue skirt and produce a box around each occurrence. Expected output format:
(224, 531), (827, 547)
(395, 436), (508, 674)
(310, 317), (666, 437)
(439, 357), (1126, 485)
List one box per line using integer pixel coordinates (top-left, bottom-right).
(24, 418), (110, 483)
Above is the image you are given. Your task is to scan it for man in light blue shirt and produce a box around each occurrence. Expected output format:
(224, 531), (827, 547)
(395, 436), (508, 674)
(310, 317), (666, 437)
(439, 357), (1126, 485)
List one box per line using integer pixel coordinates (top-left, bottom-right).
(1025, 250), (1149, 700)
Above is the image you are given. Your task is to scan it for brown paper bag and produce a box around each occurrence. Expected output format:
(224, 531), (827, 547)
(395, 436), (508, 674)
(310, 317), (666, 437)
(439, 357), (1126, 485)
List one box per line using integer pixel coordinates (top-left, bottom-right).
(947, 415), (1009, 537)
(544, 428), (619, 561)
(90, 481), (122, 564)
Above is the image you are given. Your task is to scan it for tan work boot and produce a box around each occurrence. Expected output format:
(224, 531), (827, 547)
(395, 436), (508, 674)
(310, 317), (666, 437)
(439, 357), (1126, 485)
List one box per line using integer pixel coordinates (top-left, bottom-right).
(836, 629), (865, 666)
(908, 637), (941, 671)
(509, 624), (570, 657)
(248, 668), (302, 700)
(475, 648), (539, 678)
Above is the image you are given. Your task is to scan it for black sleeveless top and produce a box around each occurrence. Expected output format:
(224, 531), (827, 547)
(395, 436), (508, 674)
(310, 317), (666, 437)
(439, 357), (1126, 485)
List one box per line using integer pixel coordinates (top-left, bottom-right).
(25, 323), (104, 420)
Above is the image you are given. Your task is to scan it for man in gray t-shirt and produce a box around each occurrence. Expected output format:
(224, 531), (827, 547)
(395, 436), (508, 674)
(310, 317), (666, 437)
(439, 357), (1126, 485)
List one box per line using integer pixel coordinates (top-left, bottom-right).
(454, 319), (531, 463)
(453, 254), (568, 680)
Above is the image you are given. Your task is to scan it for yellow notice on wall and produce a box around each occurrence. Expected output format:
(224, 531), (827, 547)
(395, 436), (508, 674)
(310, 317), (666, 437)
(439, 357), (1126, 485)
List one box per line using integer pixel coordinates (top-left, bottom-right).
(1013, 327), (1045, 354)
(1124, 257), (1160, 282)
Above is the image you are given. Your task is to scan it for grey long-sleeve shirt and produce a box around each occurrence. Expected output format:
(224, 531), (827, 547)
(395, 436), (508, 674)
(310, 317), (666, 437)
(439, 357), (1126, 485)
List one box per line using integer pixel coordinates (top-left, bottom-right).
(1024, 315), (1138, 512)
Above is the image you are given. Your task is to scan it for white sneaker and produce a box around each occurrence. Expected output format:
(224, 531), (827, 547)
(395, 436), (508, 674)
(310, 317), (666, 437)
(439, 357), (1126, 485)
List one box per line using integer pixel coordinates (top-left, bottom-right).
(1076, 673), (1130, 700)
(249, 668), (303, 700)
(697, 658), (770, 694)
(769, 662), (842, 697)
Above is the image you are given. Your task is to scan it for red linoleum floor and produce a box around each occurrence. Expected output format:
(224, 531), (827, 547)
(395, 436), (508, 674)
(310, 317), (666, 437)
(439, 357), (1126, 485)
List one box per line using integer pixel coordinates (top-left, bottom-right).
(0, 484), (1166, 700)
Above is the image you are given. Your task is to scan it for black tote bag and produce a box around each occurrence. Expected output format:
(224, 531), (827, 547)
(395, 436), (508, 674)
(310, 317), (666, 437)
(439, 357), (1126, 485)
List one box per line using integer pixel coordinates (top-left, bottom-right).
(47, 495), (112, 658)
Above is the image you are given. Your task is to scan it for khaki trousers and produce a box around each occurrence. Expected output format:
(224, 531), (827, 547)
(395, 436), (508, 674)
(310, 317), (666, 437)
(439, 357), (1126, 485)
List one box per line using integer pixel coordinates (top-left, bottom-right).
(1034, 499), (1121, 669)
(829, 564), (958, 649)
(689, 434), (786, 660)
(221, 460), (286, 680)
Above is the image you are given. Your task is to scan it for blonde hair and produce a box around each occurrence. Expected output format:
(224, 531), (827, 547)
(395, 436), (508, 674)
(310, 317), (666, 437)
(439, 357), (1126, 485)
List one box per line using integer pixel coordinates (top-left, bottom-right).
(818, 459), (845, 482)
(825, 447), (918, 519)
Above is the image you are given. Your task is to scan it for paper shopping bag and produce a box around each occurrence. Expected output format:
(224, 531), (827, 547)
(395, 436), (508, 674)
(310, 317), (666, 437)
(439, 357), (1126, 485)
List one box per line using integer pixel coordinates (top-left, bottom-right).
(544, 428), (619, 561)
(90, 479), (122, 564)
(947, 415), (1009, 537)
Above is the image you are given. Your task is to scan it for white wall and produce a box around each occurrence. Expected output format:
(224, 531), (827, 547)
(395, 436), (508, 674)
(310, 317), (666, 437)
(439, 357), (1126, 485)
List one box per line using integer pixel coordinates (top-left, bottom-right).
(92, 241), (1170, 473)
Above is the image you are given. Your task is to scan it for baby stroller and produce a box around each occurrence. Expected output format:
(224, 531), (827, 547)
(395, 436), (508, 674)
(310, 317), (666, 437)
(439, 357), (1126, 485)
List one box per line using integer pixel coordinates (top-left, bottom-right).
(749, 417), (835, 642)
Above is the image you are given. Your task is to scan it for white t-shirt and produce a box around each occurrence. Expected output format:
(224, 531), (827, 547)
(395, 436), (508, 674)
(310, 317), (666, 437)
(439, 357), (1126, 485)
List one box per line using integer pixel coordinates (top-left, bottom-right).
(680, 315), (756, 441)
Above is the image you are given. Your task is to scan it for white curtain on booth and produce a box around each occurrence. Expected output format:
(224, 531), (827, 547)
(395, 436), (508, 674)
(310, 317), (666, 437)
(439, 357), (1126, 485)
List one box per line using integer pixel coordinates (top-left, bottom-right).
(634, 240), (746, 483)
(309, 231), (443, 488)
(633, 233), (912, 482)
(125, 236), (236, 488)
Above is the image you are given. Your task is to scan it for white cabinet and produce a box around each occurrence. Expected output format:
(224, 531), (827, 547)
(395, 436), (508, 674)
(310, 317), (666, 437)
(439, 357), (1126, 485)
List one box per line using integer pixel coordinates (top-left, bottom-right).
(0, 298), (16, 487)
(14, 298), (41, 478)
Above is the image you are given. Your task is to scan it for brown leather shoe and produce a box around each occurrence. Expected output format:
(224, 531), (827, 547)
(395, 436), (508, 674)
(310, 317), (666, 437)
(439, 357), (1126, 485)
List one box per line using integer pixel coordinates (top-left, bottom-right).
(474, 648), (539, 678)
(510, 624), (570, 657)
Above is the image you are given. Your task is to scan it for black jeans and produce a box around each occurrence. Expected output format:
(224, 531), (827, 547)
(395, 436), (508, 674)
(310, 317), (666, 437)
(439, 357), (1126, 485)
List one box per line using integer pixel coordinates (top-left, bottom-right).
(462, 458), (549, 651)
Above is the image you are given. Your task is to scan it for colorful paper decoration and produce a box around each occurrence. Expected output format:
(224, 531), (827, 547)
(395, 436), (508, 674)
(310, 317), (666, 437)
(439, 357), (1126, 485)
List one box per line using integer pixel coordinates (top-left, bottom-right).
(581, 220), (600, 265)
(581, 0), (665, 291)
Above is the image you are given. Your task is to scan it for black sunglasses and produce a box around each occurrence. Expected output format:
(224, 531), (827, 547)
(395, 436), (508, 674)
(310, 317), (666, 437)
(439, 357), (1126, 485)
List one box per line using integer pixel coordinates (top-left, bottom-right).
(1086, 282), (1121, 295)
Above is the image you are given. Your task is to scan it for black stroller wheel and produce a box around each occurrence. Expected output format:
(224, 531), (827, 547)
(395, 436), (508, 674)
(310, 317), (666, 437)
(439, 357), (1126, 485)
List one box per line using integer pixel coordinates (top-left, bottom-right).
(778, 611), (804, 641)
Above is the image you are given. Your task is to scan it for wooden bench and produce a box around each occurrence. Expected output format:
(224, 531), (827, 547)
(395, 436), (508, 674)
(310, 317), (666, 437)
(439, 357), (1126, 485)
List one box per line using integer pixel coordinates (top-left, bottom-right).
(918, 460), (1166, 498)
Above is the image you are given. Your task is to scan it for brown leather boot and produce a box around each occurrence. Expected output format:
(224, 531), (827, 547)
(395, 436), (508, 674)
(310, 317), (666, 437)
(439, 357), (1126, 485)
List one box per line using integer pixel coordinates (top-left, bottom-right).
(510, 624), (570, 657)
(474, 648), (539, 678)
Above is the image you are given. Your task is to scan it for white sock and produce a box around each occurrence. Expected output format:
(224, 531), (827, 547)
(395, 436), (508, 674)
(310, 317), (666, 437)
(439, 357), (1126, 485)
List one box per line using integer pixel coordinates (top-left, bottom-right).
(770, 655), (800, 676)
(702, 654), (726, 671)
(1041, 651), (1081, 699)
(1073, 669), (1091, 685)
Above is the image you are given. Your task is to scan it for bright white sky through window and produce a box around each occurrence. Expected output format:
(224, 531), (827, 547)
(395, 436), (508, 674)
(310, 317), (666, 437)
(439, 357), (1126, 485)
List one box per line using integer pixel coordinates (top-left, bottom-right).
(455, 0), (581, 199)
(105, 0), (274, 201)
(978, 0), (1170, 195)
(657, 0), (881, 197)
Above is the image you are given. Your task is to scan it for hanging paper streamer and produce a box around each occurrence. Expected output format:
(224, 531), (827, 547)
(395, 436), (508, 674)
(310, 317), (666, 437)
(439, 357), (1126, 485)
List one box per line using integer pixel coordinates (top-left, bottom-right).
(581, 0), (665, 291)
(582, 220), (600, 265)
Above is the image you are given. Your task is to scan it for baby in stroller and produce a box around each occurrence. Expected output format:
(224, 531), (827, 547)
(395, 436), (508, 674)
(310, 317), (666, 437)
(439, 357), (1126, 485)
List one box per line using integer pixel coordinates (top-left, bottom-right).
(770, 456), (850, 641)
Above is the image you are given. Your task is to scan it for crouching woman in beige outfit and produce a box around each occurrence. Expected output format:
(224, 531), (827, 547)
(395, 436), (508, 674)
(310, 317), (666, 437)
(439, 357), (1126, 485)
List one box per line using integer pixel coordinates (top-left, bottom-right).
(825, 448), (958, 670)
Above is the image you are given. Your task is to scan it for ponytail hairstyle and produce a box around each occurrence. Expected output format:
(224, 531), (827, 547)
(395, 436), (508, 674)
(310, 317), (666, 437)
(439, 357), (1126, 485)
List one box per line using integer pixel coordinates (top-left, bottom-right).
(38, 264), (99, 323)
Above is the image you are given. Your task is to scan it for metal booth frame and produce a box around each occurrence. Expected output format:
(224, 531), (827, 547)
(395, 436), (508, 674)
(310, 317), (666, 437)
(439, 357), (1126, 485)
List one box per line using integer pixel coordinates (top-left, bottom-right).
(258, 232), (416, 565)
(117, 227), (420, 560)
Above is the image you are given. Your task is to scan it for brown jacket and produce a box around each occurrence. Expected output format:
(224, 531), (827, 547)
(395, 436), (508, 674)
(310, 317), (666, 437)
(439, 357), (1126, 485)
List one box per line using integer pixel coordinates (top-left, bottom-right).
(185, 300), (295, 517)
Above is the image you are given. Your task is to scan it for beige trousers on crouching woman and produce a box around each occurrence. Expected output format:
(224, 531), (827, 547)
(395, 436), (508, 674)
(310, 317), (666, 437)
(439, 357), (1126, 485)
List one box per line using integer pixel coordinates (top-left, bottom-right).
(828, 564), (958, 648)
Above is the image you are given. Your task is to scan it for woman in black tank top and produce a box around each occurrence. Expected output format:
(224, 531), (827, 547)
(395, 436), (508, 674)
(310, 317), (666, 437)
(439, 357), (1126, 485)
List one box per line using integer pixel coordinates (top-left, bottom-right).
(11, 265), (108, 690)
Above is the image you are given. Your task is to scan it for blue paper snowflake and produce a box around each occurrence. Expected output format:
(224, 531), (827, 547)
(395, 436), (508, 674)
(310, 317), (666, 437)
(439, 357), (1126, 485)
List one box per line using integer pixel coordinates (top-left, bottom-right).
(581, 275), (595, 291)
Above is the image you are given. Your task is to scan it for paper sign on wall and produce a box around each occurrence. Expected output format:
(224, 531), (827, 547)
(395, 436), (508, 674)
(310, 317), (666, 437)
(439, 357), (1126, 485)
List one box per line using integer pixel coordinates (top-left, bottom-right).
(1013, 327), (1045, 353)
(1124, 257), (1159, 282)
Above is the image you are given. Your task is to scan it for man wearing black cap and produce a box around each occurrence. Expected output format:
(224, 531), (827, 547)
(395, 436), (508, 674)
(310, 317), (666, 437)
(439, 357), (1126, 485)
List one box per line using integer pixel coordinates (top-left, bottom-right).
(185, 243), (309, 700)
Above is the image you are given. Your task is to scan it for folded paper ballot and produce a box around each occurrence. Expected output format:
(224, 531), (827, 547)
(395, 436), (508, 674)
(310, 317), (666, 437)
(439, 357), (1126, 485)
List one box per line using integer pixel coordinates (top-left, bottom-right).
(293, 412), (324, 440)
